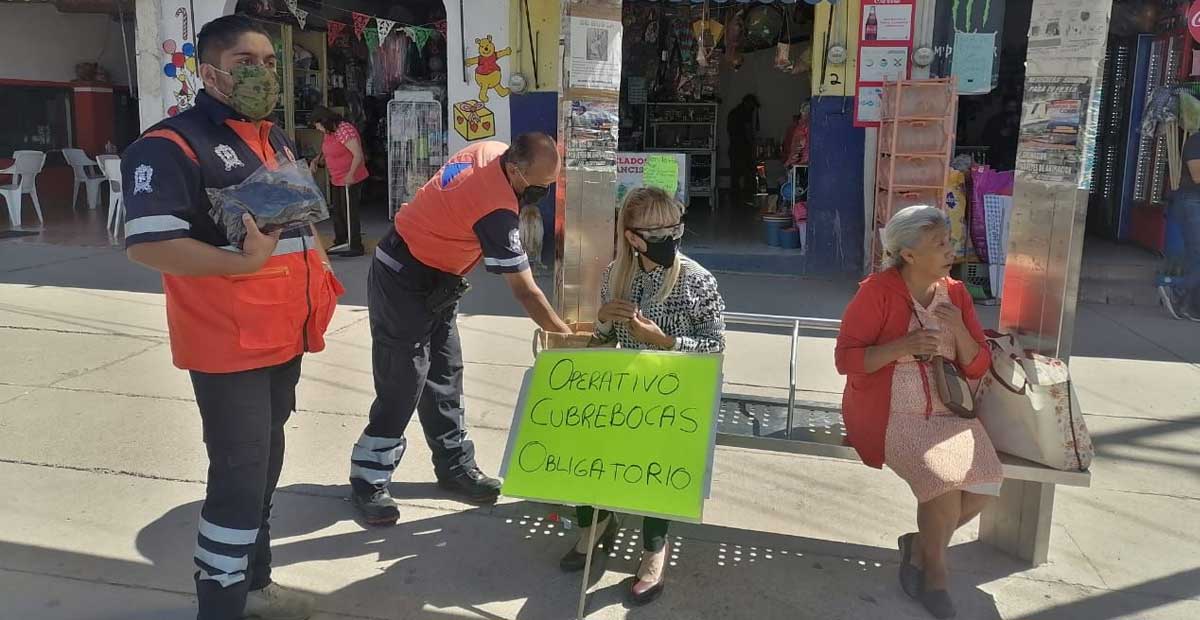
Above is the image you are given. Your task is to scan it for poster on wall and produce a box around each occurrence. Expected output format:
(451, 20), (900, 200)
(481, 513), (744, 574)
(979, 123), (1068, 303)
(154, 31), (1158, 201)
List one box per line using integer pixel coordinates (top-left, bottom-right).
(1027, 0), (1107, 54)
(859, 47), (910, 82)
(930, 0), (1006, 91)
(950, 31), (997, 94)
(159, 0), (200, 119)
(855, 0), (915, 127)
(445, 0), (513, 153)
(568, 17), (623, 91)
(617, 153), (689, 208)
(862, 1), (914, 41)
(1015, 76), (1091, 185)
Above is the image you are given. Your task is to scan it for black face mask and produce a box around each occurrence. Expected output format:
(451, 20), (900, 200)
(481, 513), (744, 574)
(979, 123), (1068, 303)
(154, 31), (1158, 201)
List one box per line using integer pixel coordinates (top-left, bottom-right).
(518, 184), (550, 206)
(640, 235), (679, 268)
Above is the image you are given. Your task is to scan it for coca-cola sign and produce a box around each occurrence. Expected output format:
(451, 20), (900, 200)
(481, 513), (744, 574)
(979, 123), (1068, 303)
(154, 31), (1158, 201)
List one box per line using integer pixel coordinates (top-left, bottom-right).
(1190, 0), (1200, 43)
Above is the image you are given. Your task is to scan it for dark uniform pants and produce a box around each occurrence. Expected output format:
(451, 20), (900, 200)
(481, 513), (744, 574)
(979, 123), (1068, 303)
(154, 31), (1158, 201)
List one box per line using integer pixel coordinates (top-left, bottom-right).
(349, 245), (476, 494)
(330, 182), (363, 252)
(190, 356), (301, 620)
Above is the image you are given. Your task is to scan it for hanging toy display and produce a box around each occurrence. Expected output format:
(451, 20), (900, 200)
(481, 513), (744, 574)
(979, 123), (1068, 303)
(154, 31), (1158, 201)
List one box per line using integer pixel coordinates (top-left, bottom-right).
(724, 8), (745, 70)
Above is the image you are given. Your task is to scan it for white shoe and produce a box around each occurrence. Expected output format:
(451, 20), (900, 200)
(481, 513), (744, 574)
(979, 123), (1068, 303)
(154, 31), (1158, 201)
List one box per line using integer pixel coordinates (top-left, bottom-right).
(1159, 286), (1183, 320)
(326, 242), (350, 253)
(242, 582), (314, 620)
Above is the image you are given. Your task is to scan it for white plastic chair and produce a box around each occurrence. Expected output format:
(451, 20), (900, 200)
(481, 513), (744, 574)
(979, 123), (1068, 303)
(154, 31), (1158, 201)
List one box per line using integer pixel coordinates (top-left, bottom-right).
(99, 156), (123, 238)
(0, 150), (47, 228)
(63, 147), (106, 210)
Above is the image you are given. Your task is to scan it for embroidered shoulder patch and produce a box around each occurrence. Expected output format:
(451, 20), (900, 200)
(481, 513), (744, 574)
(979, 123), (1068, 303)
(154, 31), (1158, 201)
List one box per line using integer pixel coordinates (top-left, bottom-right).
(133, 164), (154, 195)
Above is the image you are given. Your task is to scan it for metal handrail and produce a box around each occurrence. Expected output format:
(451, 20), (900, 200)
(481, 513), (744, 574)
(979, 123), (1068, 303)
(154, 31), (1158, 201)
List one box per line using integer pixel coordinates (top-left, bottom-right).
(723, 312), (843, 438)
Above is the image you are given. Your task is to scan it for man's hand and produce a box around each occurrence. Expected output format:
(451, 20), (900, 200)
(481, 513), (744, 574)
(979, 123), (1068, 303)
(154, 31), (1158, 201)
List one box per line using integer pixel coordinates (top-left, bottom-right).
(504, 268), (571, 333)
(241, 214), (280, 273)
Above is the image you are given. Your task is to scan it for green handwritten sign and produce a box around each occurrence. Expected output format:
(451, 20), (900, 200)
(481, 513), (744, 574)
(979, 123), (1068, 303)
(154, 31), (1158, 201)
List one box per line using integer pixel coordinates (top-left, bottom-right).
(642, 155), (679, 197)
(501, 349), (723, 522)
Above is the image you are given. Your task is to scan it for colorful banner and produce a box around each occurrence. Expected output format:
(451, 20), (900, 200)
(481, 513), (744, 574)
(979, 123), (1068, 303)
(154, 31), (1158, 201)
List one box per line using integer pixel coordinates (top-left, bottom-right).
(376, 18), (397, 41)
(403, 26), (435, 55)
(292, 8), (308, 30)
(352, 11), (371, 40)
(445, 0), (513, 152)
(500, 350), (723, 522)
(327, 20), (346, 46)
(364, 25), (380, 51)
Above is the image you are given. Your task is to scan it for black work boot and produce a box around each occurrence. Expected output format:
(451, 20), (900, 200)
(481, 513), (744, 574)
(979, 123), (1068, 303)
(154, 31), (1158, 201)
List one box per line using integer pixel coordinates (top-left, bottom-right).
(437, 467), (501, 504)
(350, 487), (400, 526)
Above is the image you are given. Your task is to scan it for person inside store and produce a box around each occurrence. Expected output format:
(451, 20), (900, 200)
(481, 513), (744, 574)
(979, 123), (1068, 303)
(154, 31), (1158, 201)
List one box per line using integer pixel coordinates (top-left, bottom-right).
(726, 94), (760, 205)
(558, 186), (726, 605)
(834, 205), (999, 620)
(1160, 130), (1200, 321)
(981, 99), (1022, 170)
(309, 105), (368, 258)
(121, 15), (343, 620)
(347, 133), (573, 525)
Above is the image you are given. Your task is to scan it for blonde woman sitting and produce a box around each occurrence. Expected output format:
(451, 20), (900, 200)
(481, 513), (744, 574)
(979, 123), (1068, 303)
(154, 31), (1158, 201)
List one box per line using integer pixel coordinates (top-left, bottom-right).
(558, 187), (726, 605)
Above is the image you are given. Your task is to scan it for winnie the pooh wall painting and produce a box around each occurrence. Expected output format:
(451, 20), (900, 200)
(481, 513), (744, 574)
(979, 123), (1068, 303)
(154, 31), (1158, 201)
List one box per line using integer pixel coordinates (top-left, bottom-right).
(445, 1), (514, 151)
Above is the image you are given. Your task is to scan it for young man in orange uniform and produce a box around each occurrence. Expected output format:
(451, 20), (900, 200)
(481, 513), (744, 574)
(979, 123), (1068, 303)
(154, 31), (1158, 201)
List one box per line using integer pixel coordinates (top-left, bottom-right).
(348, 133), (571, 524)
(122, 16), (342, 620)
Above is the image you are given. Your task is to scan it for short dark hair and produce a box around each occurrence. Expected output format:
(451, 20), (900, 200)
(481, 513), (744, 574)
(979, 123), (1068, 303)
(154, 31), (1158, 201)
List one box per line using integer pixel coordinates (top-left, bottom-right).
(197, 15), (271, 65)
(310, 105), (345, 133)
(505, 132), (558, 170)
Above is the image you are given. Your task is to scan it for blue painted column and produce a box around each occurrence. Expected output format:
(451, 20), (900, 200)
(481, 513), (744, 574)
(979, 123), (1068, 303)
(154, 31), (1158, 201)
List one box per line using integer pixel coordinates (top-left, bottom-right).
(510, 91), (559, 267)
(805, 96), (865, 276)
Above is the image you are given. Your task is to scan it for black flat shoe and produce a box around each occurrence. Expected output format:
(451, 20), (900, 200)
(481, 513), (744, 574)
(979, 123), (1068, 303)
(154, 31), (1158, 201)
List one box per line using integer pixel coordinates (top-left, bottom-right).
(920, 589), (957, 619)
(898, 532), (922, 598)
(559, 515), (620, 572)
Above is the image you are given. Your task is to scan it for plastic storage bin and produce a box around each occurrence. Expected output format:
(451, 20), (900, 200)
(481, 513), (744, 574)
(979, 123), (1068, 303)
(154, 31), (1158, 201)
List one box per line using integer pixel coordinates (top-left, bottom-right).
(881, 80), (955, 119)
(877, 156), (945, 188)
(880, 120), (950, 154)
(877, 188), (942, 212)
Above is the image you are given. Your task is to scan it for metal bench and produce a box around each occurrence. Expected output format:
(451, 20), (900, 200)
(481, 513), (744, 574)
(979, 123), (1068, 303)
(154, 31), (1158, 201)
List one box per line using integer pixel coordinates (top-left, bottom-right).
(719, 312), (1091, 566)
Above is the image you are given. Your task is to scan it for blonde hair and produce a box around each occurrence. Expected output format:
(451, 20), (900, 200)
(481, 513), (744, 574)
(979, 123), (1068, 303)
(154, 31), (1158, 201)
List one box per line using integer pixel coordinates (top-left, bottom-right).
(881, 205), (948, 270)
(611, 187), (683, 304)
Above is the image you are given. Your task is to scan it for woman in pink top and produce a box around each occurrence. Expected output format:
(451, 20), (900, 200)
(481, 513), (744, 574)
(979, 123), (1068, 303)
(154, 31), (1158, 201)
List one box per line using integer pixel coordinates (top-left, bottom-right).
(311, 106), (369, 257)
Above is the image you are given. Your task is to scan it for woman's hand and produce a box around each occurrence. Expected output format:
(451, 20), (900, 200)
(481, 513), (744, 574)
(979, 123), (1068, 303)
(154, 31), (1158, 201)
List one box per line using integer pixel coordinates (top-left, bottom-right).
(630, 311), (674, 349)
(933, 303), (966, 335)
(894, 329), (941, 359)
(597, 300), (637, 324)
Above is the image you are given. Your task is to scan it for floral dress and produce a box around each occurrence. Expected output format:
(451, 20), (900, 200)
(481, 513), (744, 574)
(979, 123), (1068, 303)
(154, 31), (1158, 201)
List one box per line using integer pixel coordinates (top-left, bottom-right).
(884, 284), (1002, 503)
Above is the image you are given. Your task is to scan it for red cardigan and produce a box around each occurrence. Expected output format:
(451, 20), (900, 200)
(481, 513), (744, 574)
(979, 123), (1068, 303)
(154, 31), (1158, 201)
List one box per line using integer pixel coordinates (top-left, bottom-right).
(834, 268), (990, 468)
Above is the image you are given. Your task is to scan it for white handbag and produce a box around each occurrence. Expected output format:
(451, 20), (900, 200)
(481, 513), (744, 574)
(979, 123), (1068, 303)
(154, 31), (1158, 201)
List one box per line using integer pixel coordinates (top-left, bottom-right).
(975, 331), (1094, 472)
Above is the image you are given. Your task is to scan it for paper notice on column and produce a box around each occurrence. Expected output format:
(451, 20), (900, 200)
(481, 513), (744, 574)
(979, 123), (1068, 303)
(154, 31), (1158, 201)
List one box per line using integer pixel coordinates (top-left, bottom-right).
(951, 32), (996, 95)
(569, 17), (623, 91)
(1027, 0), (1107, 56)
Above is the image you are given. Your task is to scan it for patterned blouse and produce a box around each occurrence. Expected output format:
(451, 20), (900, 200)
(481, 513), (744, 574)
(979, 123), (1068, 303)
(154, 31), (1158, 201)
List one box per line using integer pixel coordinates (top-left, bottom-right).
(592, 256), (726, 353)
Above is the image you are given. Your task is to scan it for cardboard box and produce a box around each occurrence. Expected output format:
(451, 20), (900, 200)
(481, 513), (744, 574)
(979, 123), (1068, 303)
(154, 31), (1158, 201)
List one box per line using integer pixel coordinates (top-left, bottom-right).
(453, 100), (496, 141)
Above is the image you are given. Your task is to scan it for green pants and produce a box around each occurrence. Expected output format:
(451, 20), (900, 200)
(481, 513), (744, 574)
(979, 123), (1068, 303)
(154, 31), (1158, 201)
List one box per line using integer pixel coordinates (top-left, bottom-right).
(576, 506), (669, 552)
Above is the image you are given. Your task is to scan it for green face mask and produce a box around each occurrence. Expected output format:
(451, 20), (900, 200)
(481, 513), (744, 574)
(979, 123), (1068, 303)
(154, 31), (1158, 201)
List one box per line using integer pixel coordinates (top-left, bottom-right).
(212, 64), (279, 121)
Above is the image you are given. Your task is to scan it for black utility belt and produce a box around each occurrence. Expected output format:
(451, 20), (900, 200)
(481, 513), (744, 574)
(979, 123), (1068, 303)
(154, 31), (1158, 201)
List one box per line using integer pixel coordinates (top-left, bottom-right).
(374, 245), (470, 314)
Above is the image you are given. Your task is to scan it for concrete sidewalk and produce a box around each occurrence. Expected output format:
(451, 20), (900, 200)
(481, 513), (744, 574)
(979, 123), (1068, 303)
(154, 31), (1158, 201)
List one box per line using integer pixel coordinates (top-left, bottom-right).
(1, 240), (1199, 620)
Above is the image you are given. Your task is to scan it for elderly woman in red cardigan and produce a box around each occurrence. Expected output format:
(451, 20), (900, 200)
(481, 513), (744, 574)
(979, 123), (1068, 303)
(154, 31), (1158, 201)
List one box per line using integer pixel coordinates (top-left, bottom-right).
(835, 205), (999, 620)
